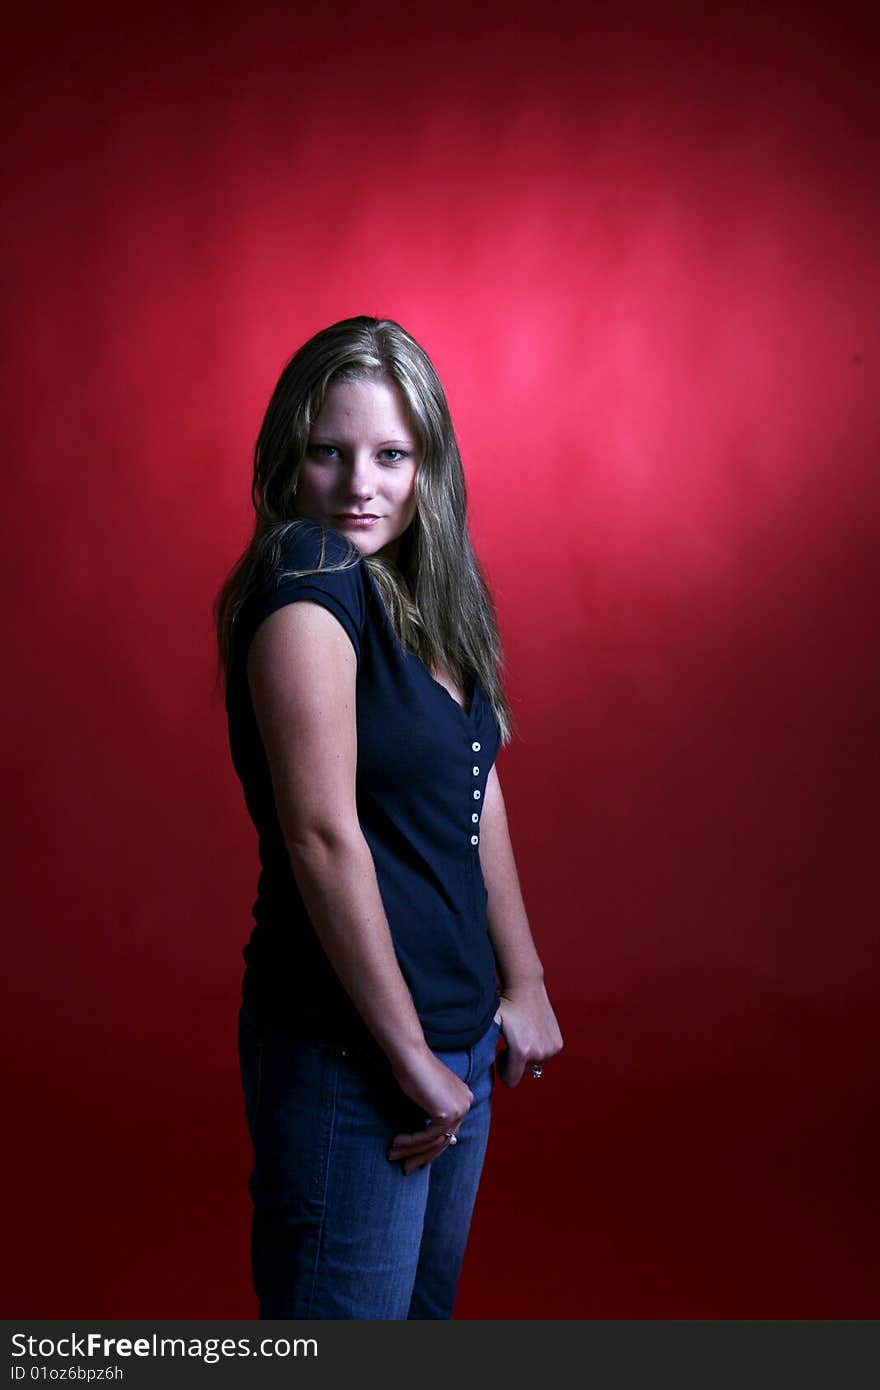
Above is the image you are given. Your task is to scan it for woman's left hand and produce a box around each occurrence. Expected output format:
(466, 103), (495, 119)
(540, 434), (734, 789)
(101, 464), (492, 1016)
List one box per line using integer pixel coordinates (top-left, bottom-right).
(494, 979), (563, 1087)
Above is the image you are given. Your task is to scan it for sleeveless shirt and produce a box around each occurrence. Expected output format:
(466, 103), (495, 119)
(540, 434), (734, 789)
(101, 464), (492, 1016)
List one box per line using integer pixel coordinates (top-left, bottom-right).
(225, 520), (502, 1050)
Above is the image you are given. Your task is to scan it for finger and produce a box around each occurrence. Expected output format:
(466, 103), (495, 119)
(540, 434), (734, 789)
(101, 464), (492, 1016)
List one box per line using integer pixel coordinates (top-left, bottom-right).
(386, 1128), (436, 1150)
(496, 1048), (528, 1088)
(390, 1105), (469, 1147)
(388, 1125), (459, 1161)
(402, 1132), (460, 1174)
(402, 1152), (439, 1175)
(395, 1142), (445, 1170)
(388, 1139), (442, 1162)
(389, 1124), (460, 1163)
(388, 1122), (449, 1152)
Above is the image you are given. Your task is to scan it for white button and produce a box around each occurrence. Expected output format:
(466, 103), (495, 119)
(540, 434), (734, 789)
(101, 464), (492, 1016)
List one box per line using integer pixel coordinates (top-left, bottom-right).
(473, 790), (481, 800)
(471, 812), (479, 823)
(472, 741), (481, 752)
(472, 765), (480, 776)
(470, 835), (479, 846)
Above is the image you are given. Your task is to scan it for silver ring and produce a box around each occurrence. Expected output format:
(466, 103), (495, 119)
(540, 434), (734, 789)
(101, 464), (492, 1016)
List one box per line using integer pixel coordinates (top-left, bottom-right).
(529, 1063), (544, 1079)
(444, 1131), (458, 1146)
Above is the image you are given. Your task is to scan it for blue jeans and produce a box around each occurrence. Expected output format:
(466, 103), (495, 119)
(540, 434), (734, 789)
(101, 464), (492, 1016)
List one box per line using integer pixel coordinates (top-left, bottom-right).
(237, 1002), (501, 1319)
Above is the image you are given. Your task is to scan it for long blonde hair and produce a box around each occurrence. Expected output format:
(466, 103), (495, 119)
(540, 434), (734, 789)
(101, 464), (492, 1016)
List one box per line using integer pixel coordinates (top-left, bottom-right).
(213, 316), (513, 744)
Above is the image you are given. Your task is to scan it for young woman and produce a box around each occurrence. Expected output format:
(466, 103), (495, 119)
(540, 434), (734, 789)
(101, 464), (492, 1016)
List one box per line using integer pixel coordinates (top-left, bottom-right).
(215, 316), (562, 1319)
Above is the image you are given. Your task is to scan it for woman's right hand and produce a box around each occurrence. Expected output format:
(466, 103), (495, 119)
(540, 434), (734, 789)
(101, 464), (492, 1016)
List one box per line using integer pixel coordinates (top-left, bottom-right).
(386, 1048), (474, 1175)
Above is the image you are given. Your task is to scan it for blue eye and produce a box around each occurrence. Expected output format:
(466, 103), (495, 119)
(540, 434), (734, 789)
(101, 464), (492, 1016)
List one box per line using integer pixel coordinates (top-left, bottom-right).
(379, 449), (407, 463)
(308, 444), (338, 459)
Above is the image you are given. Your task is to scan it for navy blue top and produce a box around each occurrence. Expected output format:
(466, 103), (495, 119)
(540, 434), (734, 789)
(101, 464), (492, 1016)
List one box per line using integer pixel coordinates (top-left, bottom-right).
(225, 520), (503, 1051)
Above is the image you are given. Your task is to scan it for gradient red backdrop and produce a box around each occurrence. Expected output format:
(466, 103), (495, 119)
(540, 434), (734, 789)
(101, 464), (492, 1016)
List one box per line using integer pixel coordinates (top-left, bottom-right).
(4, 1), (878, 1317)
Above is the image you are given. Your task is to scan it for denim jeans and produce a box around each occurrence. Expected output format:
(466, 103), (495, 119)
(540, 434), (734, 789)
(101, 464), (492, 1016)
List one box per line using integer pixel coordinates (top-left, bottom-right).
(237, 1001), (501, 1319)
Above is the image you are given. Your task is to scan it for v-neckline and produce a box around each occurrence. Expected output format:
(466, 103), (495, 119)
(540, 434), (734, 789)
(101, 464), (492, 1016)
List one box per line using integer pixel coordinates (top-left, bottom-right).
(360, 560), (479, 723)
(411, 653), (478, 722)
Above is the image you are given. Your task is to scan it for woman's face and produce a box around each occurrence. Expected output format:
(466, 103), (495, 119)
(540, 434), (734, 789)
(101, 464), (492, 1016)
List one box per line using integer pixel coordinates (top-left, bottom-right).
(295, 375), (419, 562)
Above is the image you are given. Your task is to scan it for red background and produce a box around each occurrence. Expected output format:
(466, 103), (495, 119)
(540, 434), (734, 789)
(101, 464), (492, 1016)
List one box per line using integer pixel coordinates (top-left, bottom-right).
(4, 1), (878, 1316)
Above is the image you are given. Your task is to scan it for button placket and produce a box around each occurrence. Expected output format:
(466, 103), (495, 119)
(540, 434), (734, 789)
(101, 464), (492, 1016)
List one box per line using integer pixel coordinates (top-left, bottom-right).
(468, 739), (481, 847)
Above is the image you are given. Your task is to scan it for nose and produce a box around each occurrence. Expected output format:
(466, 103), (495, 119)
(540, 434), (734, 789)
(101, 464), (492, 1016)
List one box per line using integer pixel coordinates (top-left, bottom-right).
(345, 452), (378, 501)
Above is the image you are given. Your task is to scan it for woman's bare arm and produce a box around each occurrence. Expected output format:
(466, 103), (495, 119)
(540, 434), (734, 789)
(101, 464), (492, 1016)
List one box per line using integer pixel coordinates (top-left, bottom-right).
(247, 600), (472, 1171)
(478, 763), (564, 1085)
